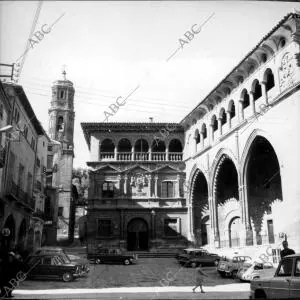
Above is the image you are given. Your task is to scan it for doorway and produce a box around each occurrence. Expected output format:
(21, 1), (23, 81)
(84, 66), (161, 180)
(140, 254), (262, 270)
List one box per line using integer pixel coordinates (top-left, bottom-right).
(127, 218), (149, 251)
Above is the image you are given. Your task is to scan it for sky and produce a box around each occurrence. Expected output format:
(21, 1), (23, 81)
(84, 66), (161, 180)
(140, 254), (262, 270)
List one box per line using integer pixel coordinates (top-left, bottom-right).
(0, 0), (299, 168)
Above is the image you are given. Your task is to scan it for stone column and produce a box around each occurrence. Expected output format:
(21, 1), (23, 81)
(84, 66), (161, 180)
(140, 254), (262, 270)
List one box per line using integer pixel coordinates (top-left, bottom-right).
(226, 111), (231, 130)
(131, 146), (135, 161)
(218, 118), (222, 136)
(249, 91), (256, 115)
(90, 135), (99, 161)
(154, 175), (158, 198)
(209, 124), (214, 144)
(124, 175), (128, 195)
(166, 146), (169, 161)
(176, 175), (180, 198)
(200, 132), (204, 148)
(114, 145), (117, 160)
(148, 147), (152, 161)
(261, 81), (269, 106)
(211, 191), (220, 248)
(238, 99), (244, 122)
(147, 175), (152, 198)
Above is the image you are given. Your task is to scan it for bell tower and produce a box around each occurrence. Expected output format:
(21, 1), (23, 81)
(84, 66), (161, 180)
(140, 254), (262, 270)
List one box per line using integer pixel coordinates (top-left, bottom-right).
(48, 70), (75, 153)
(48, 69), (75, 242)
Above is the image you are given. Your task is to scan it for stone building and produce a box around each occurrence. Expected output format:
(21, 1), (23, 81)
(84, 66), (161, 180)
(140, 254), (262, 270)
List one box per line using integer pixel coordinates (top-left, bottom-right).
(183, 12), (300, 254)
(47, 71), (75, 242)
(81, 122), (188, 251)
(82, 12), (300, 254)
(0, 82), (45, 252)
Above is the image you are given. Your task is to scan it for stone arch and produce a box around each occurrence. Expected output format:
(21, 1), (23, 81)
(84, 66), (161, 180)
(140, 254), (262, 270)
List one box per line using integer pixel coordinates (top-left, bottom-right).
(100, 138), (115, 152)
(241, 130), (283, 246)
(127, 217), (149, 251)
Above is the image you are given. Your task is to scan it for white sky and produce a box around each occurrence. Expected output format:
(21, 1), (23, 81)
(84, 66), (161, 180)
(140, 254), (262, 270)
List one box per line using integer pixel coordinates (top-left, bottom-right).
(0, 1), (299, 168)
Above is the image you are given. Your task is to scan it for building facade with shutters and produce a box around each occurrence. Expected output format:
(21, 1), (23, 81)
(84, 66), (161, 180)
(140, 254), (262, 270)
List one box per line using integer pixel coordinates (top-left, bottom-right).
(81, 123), (188, 251)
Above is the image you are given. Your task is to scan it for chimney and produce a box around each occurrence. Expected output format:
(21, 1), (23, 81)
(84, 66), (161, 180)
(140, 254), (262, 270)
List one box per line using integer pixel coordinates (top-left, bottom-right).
(149, 117), (153, 123)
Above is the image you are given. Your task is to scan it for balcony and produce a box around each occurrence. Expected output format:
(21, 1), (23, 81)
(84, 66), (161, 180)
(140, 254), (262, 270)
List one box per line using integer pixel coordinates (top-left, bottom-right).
(0, 144), (6, 168)
(98, 151), (182, 162)
(5, 180), (34, 210)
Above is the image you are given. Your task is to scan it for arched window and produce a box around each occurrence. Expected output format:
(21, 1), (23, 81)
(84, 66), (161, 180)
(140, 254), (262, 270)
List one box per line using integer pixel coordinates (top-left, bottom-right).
(253, 80), (262, 101)
(220, 109), (227, 126)
(264, 69), (275, 91)
(169, 139), (183, 152)
(56, 116), (64, 131)
(202, 124), (207, 139)
(195, 129), (200, 145)
(212, 115), (218, 132)
(228, 100), (236, 119)
(134, 139), (149, 153)
(117, 138), (131, 152)
(242, 89), (250, 109)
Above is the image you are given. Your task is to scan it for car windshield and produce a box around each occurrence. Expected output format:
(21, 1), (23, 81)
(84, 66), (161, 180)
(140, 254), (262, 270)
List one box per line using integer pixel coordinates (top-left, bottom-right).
(60, 252), (71, 263)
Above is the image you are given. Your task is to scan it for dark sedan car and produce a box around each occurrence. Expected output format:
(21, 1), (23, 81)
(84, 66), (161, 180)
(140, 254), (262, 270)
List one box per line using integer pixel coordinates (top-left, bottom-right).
(25, 253), (81, 282)
(178, 248), (220, 267)
(34, 247), (90, 276)
(88, 248), (138, 265)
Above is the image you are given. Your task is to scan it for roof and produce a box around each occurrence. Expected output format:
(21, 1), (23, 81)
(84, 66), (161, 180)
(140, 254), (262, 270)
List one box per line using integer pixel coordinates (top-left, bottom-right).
(180, 12), (300, 125)
(3, 82), (44, 135)
(81, 122), (184, 148)
(0, 81), (11, 113)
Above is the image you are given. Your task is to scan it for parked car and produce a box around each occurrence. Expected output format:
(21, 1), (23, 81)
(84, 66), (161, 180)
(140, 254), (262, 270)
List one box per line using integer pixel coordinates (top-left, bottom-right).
(34, 247), (90, 276)
(24, 253), (81, 282)
(250, 253), (300, 299)
(177, 248), (220, 267)
(88, 248), (138, 265)
(237, 261), (275, 282)
(217, 255), (252, 278)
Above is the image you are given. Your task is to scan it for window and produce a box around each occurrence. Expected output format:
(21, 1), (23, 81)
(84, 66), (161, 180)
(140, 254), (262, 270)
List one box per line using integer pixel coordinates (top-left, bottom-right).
(60, 90), (65, 99)
(161, 181), (174, 198)
(267, 219), (275, 244)
(47, 145), (53, 152)
(212, 116), (218, 132)
(0, 103), (3, 119)
(23, 125), (28, 139)
(243, 91), (250, 109)
(97, 219), (112, 237)
(27, 172), (33, 195)
(265, 70), (275, 91)
(31, 137), (36, 149)
(164, 218), (180, 237)
(279, 38), (286, 48)
(195, 130), (200, 144)
(36, 158), (40, 168)
(202, 125), (207, 139)
(36, 180), (42, 191)
(253, 81), (262, 101)
(102, 182), (114, 198)
(58, 207), (63, 216)
(229, 102), (236, 119)
(57, 116), (64, 132)
(277, 258), (293, 277)
(47, 155), (53, 169)
(18, 163), (24, 189)
(294, 259), (300, 277)
(220, 110), (227, 126)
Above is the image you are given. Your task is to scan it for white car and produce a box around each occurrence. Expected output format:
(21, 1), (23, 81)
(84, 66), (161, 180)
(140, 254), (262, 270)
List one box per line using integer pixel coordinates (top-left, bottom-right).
(250, 253), (300, 299)
(237, 261), (274, 282)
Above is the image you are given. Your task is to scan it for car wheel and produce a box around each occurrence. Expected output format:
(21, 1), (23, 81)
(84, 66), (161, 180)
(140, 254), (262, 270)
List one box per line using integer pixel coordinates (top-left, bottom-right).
(95, 258), (101, 264)
(214, 259), (219, 266)
(124, 259), (130, 265)
(191, 262), (198, 268)
(62, 272), (73, 282)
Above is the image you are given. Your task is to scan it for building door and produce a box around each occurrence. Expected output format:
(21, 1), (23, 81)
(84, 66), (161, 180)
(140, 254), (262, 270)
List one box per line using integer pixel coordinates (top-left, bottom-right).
(127, 218), (148, 251)
(200, 216), (209, 246)
(229, 216), (241, 247)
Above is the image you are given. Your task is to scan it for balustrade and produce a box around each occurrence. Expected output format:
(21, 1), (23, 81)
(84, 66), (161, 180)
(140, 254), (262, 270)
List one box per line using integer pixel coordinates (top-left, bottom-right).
(99, 152), (115, 160)
(168, 152), (183, 161)
(117, 152), (132, 161)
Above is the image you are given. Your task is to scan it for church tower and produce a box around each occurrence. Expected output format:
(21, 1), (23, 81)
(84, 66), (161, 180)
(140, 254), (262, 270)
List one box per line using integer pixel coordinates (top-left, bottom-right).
(48, 70), (75, 242)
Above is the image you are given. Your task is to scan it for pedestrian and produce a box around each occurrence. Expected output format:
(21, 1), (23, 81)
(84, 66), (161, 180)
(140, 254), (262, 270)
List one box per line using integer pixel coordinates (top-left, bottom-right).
(280, 241), (295, 259)
(192, 264), (208, 293)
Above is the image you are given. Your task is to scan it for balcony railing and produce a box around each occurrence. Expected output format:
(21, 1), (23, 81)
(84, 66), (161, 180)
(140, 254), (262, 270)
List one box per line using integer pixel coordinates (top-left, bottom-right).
(0, 144), (6, 168)
(6, 180), (34, 209)
(97, 151), (183, 162)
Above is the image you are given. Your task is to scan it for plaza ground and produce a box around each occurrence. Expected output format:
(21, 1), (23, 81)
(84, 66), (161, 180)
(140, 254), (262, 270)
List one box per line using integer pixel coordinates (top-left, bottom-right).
(11, 255), (251, 299)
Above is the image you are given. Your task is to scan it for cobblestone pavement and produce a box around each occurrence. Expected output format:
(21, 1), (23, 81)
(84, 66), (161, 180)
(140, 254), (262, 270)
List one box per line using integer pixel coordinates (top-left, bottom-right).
(15, 258), (242, 290)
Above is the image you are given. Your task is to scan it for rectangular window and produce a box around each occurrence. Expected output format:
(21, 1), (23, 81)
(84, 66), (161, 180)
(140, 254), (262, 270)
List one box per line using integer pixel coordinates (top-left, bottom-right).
(47, 155), (53, 169)
(31, 137), (36, 149)
(18, 163), (25, 190)
(161, 181), (174, 198)
(164, 218), (180, 237)
(97, 219), (112, 237)
(36, 158), (40, 167)
(47, 145), (53, 152)
(36, 180), (42, 191)
(102, 182), (114, 198)
(58, 207), (63, 216)
(27, 172), (33, 195)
